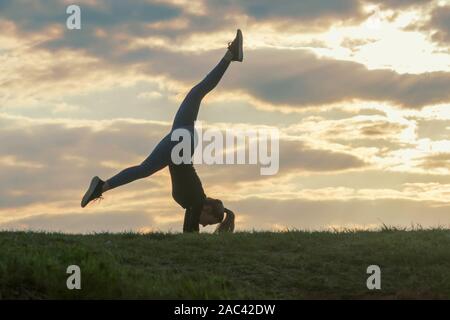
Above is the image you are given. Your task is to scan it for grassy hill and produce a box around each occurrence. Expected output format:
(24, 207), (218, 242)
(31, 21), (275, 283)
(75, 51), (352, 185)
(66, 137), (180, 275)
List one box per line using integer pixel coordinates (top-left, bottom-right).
(1, 229), (449, 299)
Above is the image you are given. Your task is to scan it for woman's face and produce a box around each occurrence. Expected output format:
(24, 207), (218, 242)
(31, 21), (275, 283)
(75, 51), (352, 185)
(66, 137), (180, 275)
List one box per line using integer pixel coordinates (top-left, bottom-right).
(199, 204), (222, 226)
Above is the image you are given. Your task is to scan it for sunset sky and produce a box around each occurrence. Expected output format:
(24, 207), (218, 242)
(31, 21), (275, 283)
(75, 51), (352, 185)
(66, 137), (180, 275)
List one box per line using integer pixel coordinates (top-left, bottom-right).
(1, 0), (449, 233)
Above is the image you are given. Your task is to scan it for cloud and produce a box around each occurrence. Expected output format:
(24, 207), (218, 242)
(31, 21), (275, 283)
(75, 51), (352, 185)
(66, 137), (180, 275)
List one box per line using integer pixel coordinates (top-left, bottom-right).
(370, 0), (432, 9)
(201, 0), (366, 30)
(0, 114), (170, 209)
(7, 0), (364, 60)
(287, 114), (410, 142)
(0, 30), (147, 107)
(1, 0), (427, 47)
(129, 48), (450, 110)
(0, 0), (181, 32)
(416, 118), (450, 140)
(228, 49), (450, 109)
(420, 153), (450, 170)
(429, 5), (450, 46)
(3, 3), (450, 112)
(279, 140), (367, 172)
(359, 121), (407, 136)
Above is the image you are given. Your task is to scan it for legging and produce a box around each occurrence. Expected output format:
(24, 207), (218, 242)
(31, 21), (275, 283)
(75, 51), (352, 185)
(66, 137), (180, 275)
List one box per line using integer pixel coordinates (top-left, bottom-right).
(106, 57), (231, 189)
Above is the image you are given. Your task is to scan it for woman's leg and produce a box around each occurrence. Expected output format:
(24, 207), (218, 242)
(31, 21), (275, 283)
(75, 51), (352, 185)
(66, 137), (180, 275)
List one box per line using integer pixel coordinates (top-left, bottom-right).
(81, 132), (183, 207)
(103, 133), (174, 191)
(171, 53), (232, 130)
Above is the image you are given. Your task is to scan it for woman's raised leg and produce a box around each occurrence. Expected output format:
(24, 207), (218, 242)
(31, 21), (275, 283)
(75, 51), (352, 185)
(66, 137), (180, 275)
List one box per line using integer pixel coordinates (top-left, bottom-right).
(171, 29), (243, 130)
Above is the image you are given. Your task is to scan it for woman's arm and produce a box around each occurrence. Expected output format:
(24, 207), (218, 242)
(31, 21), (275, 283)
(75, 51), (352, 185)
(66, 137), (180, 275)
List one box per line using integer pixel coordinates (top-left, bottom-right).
(183, 206), (200, 233)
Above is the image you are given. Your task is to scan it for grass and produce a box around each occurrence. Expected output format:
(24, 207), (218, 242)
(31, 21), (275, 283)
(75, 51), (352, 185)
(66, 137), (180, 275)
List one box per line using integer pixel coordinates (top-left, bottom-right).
(1, 228), (450, 299)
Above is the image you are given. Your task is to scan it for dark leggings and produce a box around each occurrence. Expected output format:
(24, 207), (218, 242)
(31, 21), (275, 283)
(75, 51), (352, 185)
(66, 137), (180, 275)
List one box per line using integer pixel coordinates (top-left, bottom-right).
(106, 58), (231, 189)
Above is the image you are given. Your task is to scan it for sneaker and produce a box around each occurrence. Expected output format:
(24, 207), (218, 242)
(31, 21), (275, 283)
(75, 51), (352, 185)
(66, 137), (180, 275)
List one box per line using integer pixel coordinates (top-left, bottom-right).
(81, 176), (105, 208)
(227, 29), (243, 62)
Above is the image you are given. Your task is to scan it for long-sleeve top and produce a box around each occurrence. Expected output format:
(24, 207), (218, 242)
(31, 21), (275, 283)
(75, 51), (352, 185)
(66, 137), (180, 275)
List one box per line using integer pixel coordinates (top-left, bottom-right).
(169, 163), (206, 233)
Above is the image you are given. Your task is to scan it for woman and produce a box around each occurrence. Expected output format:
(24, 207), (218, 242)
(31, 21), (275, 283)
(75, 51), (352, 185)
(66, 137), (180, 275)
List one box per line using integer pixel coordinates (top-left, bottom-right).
(81, 30), (243, 233)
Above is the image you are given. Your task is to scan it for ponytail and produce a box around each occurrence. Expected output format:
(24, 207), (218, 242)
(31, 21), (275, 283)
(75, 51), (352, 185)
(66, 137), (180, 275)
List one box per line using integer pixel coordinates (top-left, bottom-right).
(215, 208), (235, 233)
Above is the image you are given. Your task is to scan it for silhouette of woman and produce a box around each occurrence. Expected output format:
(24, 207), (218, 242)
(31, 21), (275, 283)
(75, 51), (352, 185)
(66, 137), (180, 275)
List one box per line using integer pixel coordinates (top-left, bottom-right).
(81, 30), (243, 233)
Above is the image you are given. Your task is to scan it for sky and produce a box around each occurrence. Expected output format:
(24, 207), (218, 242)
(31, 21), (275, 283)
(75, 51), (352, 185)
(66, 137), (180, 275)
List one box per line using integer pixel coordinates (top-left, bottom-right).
(0, 0), (449, 233)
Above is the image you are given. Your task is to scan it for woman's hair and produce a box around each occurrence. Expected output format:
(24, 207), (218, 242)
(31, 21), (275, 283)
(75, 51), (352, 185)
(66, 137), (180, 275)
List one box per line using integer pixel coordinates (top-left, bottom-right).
(205, 197), (225, 221)
(215, 208), (235, 233)
(204, 197), (235, 233)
